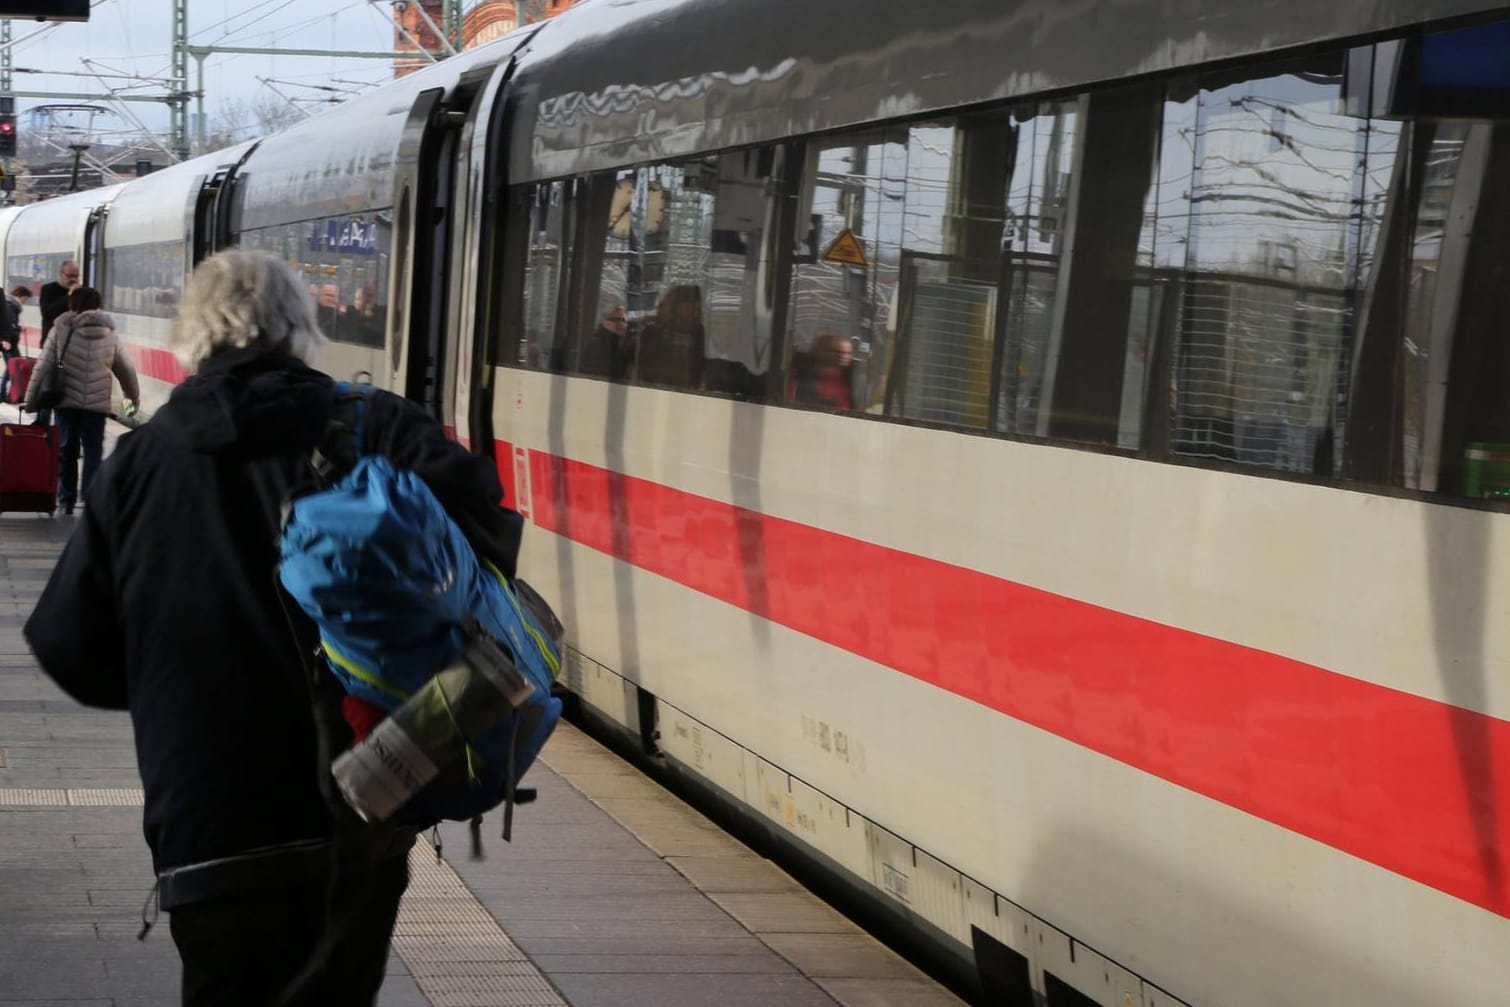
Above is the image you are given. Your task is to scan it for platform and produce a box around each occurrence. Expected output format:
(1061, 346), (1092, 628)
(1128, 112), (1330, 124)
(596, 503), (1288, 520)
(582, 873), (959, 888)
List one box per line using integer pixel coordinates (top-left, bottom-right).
(0, 510), (966, 1006)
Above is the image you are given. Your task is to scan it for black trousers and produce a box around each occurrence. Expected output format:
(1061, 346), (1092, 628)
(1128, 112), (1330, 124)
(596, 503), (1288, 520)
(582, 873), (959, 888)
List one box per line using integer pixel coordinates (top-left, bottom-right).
(169, 854), (409, 1006)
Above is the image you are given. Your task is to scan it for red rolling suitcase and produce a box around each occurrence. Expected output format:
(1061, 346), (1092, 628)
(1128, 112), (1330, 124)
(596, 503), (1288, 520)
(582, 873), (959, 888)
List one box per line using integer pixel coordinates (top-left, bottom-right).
(7, 356), (34, 405)
(0, 423), (58, 514)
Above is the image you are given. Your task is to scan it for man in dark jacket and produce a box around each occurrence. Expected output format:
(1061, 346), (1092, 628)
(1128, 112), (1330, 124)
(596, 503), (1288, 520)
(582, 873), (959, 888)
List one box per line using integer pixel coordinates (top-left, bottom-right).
(38, 259), (78, 346)
(25, 250), (524, 1006)
(34, 260), (78, 426)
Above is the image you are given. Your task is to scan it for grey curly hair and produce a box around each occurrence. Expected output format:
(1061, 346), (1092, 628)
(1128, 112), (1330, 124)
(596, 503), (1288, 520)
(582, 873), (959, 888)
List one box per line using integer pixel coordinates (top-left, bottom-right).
(172, 249), (324, 372)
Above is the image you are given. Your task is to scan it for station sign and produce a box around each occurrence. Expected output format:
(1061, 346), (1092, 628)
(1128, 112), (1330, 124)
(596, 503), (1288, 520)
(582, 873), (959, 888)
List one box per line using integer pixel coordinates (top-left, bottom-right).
(307, 217), (379, 256)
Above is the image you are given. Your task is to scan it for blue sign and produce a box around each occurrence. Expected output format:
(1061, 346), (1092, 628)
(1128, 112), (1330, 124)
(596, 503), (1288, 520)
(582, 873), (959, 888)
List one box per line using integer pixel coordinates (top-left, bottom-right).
(308, 218), (378, 256)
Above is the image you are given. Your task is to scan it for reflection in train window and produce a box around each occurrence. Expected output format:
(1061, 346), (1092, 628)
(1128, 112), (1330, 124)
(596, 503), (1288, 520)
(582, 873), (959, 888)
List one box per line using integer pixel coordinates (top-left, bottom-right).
(999, 87), (1166, 448)
(785, 131), (903, 413)
(996, 100), (1078, 439)
(105, 240), (184, 320)
(1345, 70), (1510, 497)
(6, 252), (72, 300)
(577, 170), (637, 379)
(1165, 56), (1360, 475)
(242, 213), (391, 349)
(518, 180), (570, 371)
(570, 150), (782, 396)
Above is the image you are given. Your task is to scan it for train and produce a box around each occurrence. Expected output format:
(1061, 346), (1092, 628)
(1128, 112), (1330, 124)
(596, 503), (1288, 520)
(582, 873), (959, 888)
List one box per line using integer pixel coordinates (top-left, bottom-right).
(5, 1), (1510, 1004)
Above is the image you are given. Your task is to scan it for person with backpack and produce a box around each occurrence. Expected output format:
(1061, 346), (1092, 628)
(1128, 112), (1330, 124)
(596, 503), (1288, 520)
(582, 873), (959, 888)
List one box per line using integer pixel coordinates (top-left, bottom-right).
(22, 286), (139, 515)
(24, 249), (525, 1005)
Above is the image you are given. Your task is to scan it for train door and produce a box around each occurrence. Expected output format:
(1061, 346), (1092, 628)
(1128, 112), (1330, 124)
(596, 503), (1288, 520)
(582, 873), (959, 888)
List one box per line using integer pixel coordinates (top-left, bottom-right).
(388, 88), (444, 412)
(191, 169), (234, 266)
(451, 56), (522, 453)
(81, 204), (107, 291)
(388, 67), (499, 422)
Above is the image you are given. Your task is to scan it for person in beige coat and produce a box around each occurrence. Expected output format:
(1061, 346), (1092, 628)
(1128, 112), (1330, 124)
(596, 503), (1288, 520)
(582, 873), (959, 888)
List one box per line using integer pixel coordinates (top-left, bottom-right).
(24, 286), (139, 514)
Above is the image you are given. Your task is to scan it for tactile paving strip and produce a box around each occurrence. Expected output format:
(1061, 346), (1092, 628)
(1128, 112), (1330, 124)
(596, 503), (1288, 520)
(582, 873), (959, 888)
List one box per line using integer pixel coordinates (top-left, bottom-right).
(67, 788), (146, 806)
(393, 845), (567, 1006)
(0, 787), (143, 806)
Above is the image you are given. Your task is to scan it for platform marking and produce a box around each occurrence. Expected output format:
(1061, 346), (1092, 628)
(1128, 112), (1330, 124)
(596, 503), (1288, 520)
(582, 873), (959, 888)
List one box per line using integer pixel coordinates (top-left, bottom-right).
(393, 844), (567, 1007)
(0, 787), (142, 806)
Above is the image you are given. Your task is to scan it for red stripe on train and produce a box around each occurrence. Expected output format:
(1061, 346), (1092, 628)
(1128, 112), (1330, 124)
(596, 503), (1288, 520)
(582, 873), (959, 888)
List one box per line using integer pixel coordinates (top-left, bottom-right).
(22, 332), (185, 386)
(513, 442), (1510, 918)
(121, 343), (187, 385)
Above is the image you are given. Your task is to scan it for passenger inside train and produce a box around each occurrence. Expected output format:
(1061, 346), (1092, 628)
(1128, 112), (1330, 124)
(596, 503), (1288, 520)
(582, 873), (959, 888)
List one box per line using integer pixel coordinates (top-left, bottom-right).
(634, 284), (705, 389)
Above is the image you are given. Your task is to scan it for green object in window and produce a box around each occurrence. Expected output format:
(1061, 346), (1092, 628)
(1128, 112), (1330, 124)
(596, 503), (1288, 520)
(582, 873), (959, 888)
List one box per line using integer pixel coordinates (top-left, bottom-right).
(1463, 443), (1510, 499)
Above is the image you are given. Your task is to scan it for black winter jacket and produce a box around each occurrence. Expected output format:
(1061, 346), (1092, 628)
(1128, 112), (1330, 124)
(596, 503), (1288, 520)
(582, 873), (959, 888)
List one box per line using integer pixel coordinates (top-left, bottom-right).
(25, 348), (524, 881)
(39, 280), (68, 345)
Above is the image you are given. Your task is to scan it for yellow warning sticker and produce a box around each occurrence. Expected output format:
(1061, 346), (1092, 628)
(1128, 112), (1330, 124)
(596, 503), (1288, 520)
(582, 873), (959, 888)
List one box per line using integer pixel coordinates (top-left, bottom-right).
(822, 227), (867, 267)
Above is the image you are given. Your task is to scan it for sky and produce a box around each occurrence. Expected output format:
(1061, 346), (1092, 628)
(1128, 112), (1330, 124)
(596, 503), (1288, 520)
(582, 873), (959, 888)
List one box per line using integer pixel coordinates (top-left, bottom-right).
(6, 0), (418, 143)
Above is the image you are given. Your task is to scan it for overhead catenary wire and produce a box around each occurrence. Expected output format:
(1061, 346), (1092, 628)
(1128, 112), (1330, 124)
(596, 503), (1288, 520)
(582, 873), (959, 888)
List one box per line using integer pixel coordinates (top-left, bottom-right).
(3, 0), (416, 182)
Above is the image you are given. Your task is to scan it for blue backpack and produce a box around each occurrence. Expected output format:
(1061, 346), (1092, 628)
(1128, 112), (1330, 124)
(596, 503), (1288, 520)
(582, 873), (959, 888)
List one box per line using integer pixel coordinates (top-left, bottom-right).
(277, 384), (562, 836)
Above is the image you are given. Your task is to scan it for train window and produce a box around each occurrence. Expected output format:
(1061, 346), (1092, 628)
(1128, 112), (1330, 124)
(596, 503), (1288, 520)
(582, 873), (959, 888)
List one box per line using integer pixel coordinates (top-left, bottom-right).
(1342, 21), (1510, 498)
(518, 181), (571, 371)
(786, 123), (1007, 423)
(785, 99), (1158, 441)
(305, 214), (389, 348)
(571, 150), (782, 396)
(1163, 55), (1362, 475)
(7, 252), (72, 300)
(104, 240), (184, 320)
(992, 86), (1167, 448)
(575, 169), (637, 379)
(619, 163), (712, 390)
(785, 130), (906, 413)
(996, 99), (1079, 438)
(243, 215), (390, 349)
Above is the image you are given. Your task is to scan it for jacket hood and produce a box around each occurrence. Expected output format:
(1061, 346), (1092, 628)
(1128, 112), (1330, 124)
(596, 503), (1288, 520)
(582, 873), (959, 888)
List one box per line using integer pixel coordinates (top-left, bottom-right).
(149, 347), (336, 455)
(56, 309), (115, 335)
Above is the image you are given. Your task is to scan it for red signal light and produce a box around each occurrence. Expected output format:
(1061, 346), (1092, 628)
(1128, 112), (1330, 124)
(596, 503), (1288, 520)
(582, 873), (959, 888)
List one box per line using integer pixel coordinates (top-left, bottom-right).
(0, 123), (14, 135)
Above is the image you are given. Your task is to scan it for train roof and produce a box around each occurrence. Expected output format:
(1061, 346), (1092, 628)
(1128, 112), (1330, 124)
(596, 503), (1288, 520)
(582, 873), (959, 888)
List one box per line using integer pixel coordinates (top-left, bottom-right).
(508, 0), (1510, 181)
(104, 142), (257, 249)
(8, 183), (125, 257)
(233, 27), (535, 230)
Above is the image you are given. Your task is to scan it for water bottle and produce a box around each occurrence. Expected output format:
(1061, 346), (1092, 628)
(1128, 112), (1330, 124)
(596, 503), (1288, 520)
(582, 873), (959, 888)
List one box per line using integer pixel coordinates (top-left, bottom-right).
(330, 628), (534, 823)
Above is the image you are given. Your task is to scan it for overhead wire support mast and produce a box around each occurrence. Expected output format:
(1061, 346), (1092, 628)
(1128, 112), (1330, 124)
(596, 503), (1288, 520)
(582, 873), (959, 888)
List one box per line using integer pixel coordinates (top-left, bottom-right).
(437, 0), (464, 53)
(1, 20), (11, 194)
(170, 0), (189, 159)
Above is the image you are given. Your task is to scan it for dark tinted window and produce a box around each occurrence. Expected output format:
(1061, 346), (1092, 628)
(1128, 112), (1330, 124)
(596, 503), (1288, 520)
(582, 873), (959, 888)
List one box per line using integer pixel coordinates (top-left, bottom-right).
(1347, 114), (1510, 497)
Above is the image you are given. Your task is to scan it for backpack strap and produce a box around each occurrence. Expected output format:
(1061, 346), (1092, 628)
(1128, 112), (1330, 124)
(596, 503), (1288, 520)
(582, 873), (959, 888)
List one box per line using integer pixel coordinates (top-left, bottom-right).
(310, 381), (371, 482)
(271, 379), (392, 1004)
